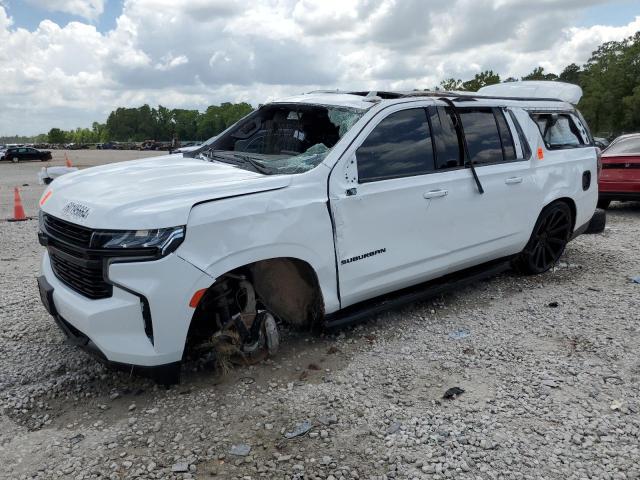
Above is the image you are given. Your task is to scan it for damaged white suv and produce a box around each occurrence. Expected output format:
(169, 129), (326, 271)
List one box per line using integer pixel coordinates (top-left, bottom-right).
(37, 81), (598, 383)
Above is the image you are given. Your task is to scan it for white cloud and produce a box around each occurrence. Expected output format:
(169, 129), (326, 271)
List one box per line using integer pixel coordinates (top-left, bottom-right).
(24, 0), (105, 21)
(0, 1), (638, 135)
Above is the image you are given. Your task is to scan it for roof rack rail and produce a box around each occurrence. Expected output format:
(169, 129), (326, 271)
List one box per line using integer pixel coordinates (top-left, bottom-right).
(400, 90), (563, 102)
(305, 89), (565, 103)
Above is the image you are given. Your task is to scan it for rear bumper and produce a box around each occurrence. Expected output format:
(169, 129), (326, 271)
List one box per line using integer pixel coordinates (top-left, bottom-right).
(598, 191), (640, 202)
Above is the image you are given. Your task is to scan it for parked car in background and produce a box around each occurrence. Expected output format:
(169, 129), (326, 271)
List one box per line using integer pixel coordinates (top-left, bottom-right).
(594, 137), (610, 149)
(0, 145), (6, 159)
(3, 146), (52, 163)
(172, 141), (204, 154)
(598, 133), (640, 208)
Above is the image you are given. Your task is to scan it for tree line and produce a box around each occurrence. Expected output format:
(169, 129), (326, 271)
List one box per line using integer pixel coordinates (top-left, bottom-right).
(439, 31), (640, 137)
(40, 102), (254, 145)
(2, 31), (638, 145)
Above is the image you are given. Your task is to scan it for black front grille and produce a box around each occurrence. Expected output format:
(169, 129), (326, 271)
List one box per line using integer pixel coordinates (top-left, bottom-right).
(44, 215), (93, 247)
(42, 214), (112, 300)
(49, 249), (112, 299)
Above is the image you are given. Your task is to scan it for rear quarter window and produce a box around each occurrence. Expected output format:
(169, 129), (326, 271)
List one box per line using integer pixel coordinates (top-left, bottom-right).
(531, 112), (591, 149)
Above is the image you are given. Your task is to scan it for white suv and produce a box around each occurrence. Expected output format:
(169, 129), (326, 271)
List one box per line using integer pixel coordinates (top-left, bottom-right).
(37, 81), (598, 383)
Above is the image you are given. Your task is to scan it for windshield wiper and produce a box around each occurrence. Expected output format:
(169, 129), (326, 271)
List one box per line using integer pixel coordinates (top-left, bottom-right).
(201, 150), (272, 175)
(231, 153), (273, 175)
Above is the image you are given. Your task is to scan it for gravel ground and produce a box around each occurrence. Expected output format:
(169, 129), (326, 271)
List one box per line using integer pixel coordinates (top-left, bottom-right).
(1, 153), (640, 479)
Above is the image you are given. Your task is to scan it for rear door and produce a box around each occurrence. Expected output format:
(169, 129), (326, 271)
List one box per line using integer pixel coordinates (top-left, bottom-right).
(452, 106), (539, 252)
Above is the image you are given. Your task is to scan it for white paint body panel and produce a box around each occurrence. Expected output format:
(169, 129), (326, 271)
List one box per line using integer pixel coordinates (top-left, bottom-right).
(478, 81), (583, 104)
(39, 93), (597, 367)
(40, 155), (291, 229)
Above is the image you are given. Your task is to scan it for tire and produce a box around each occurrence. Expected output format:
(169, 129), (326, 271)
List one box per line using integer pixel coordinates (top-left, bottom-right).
(597, 199), (611, 209)
(513, 202), (573, 275)
(11, 157), (18, 163)
(585, 209), (606, 234)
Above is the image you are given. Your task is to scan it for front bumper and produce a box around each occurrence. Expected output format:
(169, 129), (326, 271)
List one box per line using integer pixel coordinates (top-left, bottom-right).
(39, 250), (214, 373)
(39, 276), (181, 383)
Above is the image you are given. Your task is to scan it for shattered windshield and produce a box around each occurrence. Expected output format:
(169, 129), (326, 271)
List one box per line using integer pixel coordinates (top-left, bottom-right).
(198, 104), (365, 174)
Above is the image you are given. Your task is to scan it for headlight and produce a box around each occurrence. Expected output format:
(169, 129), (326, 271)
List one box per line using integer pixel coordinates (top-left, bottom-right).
(91, 226), (185, 256)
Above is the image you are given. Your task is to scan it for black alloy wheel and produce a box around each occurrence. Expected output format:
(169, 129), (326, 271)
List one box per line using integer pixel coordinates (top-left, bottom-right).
(515, 202), (572, 274)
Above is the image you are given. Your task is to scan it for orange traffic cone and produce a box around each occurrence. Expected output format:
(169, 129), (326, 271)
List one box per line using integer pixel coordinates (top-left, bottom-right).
(65, 153), (73, 167)
(9, 187), (28, 222)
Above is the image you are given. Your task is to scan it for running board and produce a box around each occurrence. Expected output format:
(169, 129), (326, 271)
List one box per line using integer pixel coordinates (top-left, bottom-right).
(323, 257), (513, 330)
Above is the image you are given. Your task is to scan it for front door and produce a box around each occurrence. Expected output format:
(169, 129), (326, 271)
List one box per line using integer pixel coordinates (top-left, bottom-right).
(329, 104), (449, 306)
(329, 103), (537, 308)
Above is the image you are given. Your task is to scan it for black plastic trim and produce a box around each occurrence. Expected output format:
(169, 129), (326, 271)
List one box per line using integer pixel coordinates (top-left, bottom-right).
(324, 257), (512, 329)
(598, 192), (640, 201)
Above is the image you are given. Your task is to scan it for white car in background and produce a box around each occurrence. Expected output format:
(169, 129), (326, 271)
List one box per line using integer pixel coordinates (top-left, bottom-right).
(37, 81), (598, 383)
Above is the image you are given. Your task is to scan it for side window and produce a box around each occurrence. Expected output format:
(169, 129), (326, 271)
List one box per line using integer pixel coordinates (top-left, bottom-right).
(458, 108), (503, 165)
(429, 106), (462, 170)
(532, 113), (587, 149)
(494, 108), (517, 161)
(18, 148), (27, 153)
(357, 108), (435, 182)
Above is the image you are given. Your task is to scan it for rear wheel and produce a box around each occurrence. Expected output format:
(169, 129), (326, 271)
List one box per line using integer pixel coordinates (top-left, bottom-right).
(11, 157), (18, 163)
(514, 202), (572, 275)
(597, 199), (611, 209)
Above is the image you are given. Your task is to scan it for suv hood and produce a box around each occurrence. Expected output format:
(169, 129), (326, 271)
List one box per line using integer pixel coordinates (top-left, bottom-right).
(40, 155), (291, 229)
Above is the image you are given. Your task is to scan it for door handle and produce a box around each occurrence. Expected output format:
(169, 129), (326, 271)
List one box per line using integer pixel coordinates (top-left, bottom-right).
(505, 177), (523, 185)
(423, 189), (448, 199)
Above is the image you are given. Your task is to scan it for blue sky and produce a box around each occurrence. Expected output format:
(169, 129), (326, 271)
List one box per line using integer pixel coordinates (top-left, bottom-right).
(578, 0), (639, 27)
(4, 0), (121, 31)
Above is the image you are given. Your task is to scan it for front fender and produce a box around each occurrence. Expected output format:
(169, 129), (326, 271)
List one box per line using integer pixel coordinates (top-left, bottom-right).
(177, 188), (340, 313)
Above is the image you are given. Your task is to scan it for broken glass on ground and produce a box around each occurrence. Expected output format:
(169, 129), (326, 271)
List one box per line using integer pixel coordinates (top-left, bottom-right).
(284, 419), (312, 438)
(229, 444), (252, 456)
(448, 329), (471, 340)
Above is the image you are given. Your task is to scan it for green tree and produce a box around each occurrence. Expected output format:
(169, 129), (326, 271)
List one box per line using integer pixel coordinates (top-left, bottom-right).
(48, 128), (67, 144)
(462, 70), (501, 92)
(440, 78), (464, 91)
(559, 63), (582, 85)
(579, 32), (640, 135)
(521, 67), (558, 81)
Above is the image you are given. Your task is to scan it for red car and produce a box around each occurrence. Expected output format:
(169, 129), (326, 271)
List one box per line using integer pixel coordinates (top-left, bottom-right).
(598, 133), (640, 209)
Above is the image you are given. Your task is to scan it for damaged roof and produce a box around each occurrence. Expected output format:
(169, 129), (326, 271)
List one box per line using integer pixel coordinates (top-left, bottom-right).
(272, 92), (377, 111)
(274, 82), (580, 111)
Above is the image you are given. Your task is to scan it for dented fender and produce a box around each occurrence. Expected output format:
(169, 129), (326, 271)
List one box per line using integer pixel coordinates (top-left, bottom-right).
(177, 170), (340, 314)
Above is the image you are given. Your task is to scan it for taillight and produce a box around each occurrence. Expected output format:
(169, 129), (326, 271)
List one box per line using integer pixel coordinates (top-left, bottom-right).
(596, 147), (602, 180)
